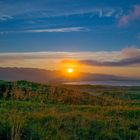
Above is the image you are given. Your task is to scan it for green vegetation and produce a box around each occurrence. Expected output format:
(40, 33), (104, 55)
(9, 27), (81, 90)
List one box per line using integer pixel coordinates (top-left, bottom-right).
(0, 80), (140, 140)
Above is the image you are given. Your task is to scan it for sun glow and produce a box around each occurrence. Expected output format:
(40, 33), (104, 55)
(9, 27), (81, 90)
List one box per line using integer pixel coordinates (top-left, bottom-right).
(67, 68), (74, 73)
(60, 60), (81, 77)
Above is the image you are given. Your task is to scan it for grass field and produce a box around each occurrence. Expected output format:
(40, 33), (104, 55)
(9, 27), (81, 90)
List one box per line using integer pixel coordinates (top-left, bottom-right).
(0, 80), (140, 140)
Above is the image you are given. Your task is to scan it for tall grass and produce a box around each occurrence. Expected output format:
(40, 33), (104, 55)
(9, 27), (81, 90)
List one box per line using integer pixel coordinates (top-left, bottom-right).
(0, 81), (139, 140)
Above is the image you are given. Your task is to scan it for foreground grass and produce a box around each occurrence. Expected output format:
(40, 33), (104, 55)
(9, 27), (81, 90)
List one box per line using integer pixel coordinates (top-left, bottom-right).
(0, 80), (139, 140)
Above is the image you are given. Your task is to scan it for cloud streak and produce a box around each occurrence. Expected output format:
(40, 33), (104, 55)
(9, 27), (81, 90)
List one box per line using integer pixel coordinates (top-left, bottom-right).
(0, 15), (13, 21)
(79, 47), (140, 67)
(26, 27), (88, 33)
(118, 5), (140, 27)
(0, 27), (88, 35)
(80, 56), (140, 67)
(0, 0), (121, 21)
(0, 47), (140, 67)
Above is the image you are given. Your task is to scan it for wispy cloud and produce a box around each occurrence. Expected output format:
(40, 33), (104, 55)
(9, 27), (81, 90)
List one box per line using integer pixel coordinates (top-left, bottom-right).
(79, 47), (140, 67)
(0, 0), (122, 21)
(0, 15), (13, 21)
(26, 27), (88, 33)
(0, 47), (140, 67)
(80, 56), (140, 67)
(0, 27), (88, 34)
(59, 7), (120, 18)
(118, 5), (140, 27)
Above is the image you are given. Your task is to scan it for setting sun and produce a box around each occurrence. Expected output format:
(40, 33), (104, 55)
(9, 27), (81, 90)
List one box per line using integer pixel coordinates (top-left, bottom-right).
(67, 68), (74, 73)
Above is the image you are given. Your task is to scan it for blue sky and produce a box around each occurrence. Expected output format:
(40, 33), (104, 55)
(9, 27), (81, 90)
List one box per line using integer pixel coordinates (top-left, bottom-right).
(0, 0), (140, 78)
(0, 0), (140, 52)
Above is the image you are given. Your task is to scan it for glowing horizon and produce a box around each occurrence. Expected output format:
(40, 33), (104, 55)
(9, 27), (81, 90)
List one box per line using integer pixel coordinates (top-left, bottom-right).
(0, 47), (140, 79)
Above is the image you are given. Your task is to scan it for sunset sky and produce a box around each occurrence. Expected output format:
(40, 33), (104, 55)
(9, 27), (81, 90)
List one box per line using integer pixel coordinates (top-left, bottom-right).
(0, 0), (140, 78)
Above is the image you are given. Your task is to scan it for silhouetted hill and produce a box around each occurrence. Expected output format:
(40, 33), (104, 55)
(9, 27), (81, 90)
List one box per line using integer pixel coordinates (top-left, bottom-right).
(0, 67), (133, 83)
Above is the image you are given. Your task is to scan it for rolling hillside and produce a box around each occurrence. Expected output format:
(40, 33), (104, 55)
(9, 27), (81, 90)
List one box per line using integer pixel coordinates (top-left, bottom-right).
(0, 80), (139, 140)
(0, 67), (131, 83)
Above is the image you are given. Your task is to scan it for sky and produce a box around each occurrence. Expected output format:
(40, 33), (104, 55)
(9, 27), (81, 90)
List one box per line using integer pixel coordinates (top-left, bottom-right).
(0, 0), (140, 78)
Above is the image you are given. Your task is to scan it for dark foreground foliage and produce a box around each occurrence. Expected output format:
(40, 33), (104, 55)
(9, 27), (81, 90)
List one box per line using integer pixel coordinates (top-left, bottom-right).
(0, 80), (140, 140)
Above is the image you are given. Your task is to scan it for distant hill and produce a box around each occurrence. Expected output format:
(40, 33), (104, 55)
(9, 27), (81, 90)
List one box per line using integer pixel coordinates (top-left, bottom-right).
(0, 67), (134, 84)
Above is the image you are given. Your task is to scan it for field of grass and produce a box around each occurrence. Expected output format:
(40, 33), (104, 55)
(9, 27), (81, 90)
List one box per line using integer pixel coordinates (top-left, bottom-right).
(0, 80), (140, 140)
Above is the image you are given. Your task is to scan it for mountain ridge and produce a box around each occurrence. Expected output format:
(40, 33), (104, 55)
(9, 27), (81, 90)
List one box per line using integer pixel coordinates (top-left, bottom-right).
(0, 67), (138, 84)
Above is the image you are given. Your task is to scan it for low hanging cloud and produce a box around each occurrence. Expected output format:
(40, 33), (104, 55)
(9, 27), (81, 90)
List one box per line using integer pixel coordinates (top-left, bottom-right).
(80, 56), (140, 67)
(0, 47), (140, 67)
(118, 5), (140, 27)
(79, 47), (140, 67)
